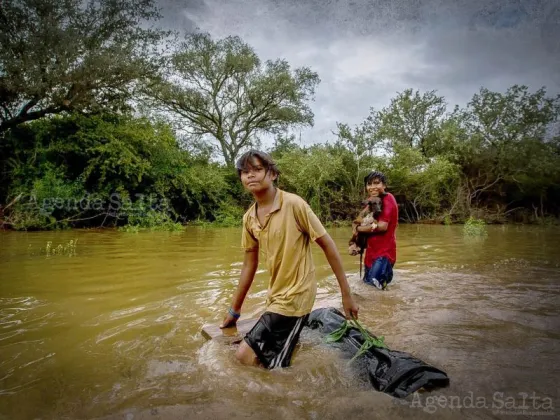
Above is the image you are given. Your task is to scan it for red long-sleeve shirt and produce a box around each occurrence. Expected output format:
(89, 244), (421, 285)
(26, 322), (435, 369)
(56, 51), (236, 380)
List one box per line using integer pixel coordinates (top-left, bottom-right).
(364, 192), (398, 267)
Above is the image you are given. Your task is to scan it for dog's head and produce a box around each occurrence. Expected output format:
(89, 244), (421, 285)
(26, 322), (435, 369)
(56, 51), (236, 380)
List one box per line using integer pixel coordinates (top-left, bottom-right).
(362, 196), (383, 217)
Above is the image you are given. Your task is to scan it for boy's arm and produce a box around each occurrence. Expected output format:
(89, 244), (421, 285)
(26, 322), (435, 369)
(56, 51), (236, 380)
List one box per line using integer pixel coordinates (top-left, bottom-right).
(373, 220), (389, 232)
(356, 222), (379, 233)
(371, 196), (396, 232)
(220, 248), (259, 328)
(315, 233), (359, 320)
(357, 195), (396, 233)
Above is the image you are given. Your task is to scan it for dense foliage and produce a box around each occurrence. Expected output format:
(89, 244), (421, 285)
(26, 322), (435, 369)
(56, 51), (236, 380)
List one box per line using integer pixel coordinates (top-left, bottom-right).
(0, 0), (167, 133)
(1, 1), (558, 230)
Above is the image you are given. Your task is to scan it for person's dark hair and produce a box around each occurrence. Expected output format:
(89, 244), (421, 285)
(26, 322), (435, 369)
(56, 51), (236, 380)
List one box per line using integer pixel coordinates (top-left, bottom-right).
(235, 149), (280, 178)
(364, 170), (387, 186)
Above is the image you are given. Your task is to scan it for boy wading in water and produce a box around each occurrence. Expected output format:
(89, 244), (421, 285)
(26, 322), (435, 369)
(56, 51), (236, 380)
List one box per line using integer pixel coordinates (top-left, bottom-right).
(221, 150), (359, 369)
(357, 171), (398, 290)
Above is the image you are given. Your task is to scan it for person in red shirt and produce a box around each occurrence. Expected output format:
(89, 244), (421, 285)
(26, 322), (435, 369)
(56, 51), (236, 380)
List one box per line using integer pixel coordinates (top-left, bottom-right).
(356, 171), (398, 290)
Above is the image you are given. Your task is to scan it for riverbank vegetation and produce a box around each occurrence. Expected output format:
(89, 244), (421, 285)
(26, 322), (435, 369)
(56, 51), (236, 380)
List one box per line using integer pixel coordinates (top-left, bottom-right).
(1, 0), (559, 230)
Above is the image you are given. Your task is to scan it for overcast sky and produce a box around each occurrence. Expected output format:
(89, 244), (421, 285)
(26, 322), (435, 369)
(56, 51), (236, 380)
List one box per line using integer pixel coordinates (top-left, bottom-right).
(157, 0), (560, 145)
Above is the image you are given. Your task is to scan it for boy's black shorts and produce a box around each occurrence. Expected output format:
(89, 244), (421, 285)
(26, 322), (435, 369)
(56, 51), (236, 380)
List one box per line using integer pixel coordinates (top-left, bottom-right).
(244, 311), (309, 369)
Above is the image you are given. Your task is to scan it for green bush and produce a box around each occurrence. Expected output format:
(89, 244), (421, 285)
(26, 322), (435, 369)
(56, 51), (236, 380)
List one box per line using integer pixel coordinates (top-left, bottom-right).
(7, 165), (86, 230)
(121, 208), (183, 232)
(212, 200), (246, 227)
(43, 239), (78, 257)
(463, 216), (487, 236)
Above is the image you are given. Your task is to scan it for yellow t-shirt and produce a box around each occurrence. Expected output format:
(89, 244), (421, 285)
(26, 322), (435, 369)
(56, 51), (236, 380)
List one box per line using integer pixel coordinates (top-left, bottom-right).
(241, 189), (327, 317)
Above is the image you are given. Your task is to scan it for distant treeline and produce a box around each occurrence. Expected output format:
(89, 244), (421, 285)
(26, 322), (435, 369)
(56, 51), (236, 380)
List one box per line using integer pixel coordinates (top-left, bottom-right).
(1, 0), (559, 230)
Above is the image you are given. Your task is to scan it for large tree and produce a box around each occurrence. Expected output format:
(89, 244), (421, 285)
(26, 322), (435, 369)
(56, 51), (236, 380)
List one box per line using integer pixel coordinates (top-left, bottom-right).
(149, 33), (320, 166)
(333, 120), (380, 201)
(458, 85), (560, 213)
(0, 0), (166, 134)
(374, 89), (447, 157)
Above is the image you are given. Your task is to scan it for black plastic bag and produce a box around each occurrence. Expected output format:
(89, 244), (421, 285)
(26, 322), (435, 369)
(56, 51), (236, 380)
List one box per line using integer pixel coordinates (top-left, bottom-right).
(306, 307), (450, 398)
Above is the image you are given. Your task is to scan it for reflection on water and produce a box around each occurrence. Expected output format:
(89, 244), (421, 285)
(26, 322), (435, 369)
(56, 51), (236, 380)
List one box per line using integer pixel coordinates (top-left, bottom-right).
(0, 225), (559, 419)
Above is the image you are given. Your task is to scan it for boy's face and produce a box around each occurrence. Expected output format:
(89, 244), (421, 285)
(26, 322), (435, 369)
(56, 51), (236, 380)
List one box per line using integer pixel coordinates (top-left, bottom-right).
(366, 178), (386, 196)
(240, 157), (277, 193)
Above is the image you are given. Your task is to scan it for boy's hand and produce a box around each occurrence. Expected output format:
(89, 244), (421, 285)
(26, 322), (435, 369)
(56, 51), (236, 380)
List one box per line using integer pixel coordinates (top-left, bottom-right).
(342, 294), (359, 320)
(220, 313), (238, 329)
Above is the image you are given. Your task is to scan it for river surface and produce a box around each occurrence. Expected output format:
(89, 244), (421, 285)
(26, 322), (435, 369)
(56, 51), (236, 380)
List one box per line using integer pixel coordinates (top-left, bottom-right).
(0, 225), (559, 420)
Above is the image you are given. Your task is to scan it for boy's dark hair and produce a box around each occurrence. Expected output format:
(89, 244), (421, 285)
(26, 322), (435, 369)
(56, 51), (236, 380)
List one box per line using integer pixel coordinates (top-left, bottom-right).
(236, 149), (280, 178)
(364, 170), (387, 186)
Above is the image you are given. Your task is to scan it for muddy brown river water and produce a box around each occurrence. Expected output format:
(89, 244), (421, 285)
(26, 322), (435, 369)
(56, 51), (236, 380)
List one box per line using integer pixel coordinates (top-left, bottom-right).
(0, 225), (559, 419)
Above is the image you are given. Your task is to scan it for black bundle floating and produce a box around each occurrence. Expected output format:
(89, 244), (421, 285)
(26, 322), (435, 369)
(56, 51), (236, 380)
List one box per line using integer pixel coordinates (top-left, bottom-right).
(306, 307), (450, 398)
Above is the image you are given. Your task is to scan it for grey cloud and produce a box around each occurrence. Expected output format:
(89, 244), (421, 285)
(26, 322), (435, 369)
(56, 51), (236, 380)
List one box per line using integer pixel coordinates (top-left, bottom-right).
(157, 0), (208, 33)
(155, 0), (560, 145)
(541, 4), (560, 55)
